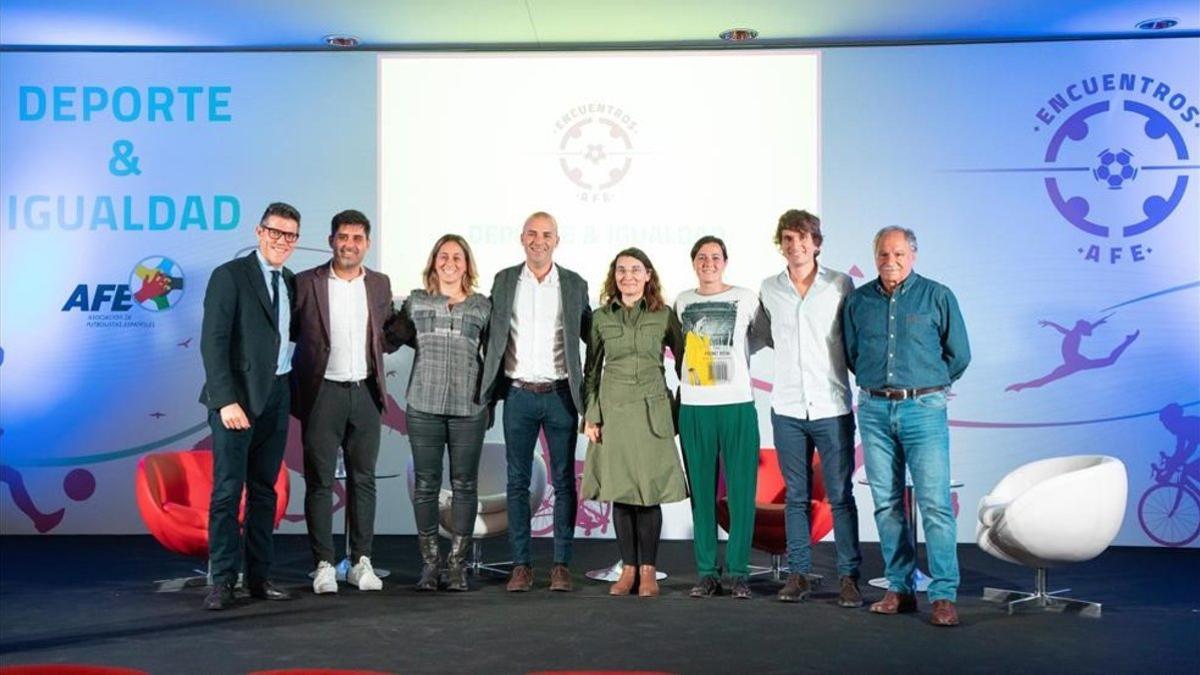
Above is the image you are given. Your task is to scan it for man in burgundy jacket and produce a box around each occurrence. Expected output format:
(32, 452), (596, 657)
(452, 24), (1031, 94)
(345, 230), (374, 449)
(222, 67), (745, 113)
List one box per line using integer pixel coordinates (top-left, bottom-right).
(290, 209), (403, 594)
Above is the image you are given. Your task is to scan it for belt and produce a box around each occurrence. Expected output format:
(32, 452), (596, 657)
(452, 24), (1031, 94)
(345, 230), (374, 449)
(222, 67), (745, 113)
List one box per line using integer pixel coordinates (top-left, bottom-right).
(325, 378), (369, 388)
(511, 379), (568, 394)
(862, 386), (945, 400)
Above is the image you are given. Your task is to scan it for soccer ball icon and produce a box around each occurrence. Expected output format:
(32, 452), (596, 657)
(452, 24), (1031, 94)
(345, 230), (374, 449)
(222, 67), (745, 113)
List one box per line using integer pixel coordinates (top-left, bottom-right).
(1092, 147), (1137, 189)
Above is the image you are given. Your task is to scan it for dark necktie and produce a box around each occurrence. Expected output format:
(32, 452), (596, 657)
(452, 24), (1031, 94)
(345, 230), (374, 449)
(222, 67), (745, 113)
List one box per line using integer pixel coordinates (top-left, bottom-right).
(271, 270), (281, 331)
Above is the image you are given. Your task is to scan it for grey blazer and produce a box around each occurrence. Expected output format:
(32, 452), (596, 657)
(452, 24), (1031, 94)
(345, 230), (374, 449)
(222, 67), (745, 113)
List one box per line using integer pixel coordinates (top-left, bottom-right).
(480, 263), (592, 412)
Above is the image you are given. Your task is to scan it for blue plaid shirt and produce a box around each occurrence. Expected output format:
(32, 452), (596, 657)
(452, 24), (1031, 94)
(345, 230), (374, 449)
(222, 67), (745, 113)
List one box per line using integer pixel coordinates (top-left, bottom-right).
(842, 272), (970, 390)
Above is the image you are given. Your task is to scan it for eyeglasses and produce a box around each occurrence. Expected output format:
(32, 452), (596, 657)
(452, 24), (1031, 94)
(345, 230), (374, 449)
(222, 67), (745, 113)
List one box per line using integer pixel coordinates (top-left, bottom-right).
(260, 224), (299, 244)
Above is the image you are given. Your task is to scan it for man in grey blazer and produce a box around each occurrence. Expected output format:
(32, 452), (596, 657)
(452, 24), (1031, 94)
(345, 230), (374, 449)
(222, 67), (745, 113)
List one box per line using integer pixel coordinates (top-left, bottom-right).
(480, 211), (592, 592)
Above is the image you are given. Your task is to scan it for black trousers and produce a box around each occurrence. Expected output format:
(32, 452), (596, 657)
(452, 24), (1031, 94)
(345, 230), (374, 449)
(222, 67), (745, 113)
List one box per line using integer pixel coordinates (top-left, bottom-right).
(207, 375), (289, 586)
(407, 406), (487, 537)
(613, 502), (663, 566)
(301, 379), (382, 566)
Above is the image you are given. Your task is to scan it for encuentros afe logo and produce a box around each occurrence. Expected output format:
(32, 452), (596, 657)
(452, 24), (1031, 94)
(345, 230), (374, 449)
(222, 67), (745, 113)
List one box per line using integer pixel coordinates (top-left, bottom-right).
(1033, 74), (1199, 264)
(554, 103), (637, 203)
(61, 255), (185, 328)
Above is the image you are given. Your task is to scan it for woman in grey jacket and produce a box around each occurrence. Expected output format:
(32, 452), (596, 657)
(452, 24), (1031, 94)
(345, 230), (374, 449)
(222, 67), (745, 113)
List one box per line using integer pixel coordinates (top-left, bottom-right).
(390, 234), (491, 592)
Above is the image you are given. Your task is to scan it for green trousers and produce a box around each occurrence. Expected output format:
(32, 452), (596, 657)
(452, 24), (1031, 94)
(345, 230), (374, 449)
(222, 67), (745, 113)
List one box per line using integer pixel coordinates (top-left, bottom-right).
(679, 401), (759, 579)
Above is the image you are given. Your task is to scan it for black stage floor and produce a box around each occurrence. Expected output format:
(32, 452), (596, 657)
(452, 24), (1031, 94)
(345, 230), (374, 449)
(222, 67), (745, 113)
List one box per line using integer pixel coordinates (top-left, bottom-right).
(0, 535), (1197, 674)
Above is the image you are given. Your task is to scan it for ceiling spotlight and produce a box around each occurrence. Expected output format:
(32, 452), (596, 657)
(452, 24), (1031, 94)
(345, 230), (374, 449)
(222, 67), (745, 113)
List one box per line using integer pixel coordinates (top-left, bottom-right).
(719, 28), (759, 42)
(1135, 17), (1178, 30)
(323, 34), (361, 47)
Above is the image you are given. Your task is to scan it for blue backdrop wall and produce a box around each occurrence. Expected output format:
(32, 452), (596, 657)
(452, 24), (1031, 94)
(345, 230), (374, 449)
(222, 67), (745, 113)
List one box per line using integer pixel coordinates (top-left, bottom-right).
(0, 39), (1196, 547)
(0, 52), (379, 534)
(820, 38), (1199, 547)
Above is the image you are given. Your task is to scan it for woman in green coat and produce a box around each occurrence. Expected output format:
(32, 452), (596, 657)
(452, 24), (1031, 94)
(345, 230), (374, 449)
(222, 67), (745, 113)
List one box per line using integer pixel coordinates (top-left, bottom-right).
(581, 247), (688, 597)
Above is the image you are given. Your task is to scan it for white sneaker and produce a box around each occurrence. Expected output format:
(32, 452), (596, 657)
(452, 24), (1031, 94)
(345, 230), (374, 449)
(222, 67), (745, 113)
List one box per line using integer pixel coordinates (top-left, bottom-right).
(312, 560), (338, 594)
(348, 556), (383, 591)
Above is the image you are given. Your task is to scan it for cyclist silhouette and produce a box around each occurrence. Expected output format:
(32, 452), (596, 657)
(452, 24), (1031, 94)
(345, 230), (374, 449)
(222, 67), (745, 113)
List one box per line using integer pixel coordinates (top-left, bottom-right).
(1138, 403), (1200, 546)
(1006, 314), (1139, 392)
(1156, 403), (1199, 481)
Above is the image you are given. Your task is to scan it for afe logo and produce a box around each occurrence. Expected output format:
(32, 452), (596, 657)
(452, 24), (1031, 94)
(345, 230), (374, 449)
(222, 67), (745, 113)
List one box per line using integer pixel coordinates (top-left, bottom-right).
(1033, 74), (1198, 265)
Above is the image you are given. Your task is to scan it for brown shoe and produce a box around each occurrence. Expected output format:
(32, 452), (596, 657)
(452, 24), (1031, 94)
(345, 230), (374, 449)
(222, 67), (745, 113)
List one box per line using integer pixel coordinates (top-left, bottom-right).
(637, 565), (660, 597)
(506, 564), (533, 592)
(870, 590), (918, 614)
(837, 576), (863, 608)
(609, 564), (637, 595)
(930, 599), (960, 626)
(777, 573), (811, 603)
(549, 564), (573, 592)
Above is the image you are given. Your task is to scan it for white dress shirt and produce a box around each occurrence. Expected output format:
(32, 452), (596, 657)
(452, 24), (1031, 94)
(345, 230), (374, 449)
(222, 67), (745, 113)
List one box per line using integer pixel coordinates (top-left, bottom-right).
(504, 263), (567, 382)
(759, 265), (854, 420)
(324, 265), (370, 382)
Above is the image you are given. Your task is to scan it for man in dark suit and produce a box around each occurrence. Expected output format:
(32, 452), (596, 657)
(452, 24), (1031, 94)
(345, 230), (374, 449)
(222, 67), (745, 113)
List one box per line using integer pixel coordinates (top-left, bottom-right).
(480, 211), (591, 592)
(199, 202), (301, 610)
(290, 209), (401, 594)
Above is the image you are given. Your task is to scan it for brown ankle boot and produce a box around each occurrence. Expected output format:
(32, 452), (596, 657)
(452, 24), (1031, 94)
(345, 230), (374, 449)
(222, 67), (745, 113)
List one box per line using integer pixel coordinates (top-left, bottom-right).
(638, 565), (660, 597)
(609, 564), (637, 595)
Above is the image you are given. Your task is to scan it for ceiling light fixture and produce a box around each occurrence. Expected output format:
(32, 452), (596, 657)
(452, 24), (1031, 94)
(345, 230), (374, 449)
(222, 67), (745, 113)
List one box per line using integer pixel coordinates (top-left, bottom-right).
(719, 28), (759, 42)
(1135, 17), (1178, 30)
(323, 34), (361, 47)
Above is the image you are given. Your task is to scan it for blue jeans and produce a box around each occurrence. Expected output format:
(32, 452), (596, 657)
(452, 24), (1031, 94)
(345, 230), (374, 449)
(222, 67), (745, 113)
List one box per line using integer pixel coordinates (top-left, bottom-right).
(771, 410), (862, 578)
(858, 390), (958, 602)
(503, 384), (579, 566)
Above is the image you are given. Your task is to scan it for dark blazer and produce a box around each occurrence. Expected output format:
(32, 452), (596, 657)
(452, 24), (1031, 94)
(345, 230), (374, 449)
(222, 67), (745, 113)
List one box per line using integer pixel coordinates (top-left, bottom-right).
(199, 252), (296, 418)
(480, 263), (592, 411)
(289, 261), (402, 420)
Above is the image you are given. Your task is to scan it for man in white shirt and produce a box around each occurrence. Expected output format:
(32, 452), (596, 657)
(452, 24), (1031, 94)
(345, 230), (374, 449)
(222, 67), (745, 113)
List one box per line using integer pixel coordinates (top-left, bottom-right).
(480, 212), (592, 592)
(291, 210), (402, 594)
(758, 209), (863, 607)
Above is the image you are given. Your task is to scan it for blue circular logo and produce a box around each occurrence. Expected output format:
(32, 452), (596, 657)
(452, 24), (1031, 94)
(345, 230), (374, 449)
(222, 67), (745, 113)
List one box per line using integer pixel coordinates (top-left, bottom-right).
(129, 256), (185, 312)
(1044, 100), (1189, 238)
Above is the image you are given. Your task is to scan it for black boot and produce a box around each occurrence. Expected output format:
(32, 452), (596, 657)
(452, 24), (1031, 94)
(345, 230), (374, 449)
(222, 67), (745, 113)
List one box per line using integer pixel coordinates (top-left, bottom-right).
(415, 533), (440, 591)
(445, 534), (472, 592)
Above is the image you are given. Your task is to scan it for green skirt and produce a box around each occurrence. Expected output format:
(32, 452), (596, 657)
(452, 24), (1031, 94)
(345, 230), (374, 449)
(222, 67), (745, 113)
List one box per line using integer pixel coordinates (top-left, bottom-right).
(580, 391), (689, 506)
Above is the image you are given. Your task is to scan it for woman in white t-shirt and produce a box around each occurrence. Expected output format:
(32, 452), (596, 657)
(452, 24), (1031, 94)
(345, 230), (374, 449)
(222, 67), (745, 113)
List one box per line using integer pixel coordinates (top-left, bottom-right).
(674, 236), (768, 599)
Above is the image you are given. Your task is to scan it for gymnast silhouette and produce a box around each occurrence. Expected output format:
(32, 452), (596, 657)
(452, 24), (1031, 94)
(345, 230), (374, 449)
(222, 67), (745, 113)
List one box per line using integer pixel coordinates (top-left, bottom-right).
(1006, 313), (1139, 392)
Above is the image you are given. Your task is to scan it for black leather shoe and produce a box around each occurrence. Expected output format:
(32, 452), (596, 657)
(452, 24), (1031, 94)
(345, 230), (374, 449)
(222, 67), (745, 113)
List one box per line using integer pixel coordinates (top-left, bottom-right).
(248, 580), (294, 601)
(203, 581), (235, 610)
